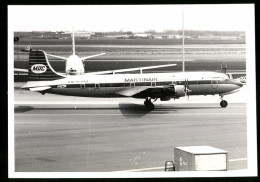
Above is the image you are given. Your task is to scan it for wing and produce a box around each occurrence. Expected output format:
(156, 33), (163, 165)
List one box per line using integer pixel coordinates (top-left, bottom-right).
(116, 86), (175, 98)
(85, 64), (177, 75)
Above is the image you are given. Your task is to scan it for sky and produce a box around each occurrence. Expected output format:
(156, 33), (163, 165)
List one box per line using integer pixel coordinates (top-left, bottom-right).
(8, 4), (254, 32)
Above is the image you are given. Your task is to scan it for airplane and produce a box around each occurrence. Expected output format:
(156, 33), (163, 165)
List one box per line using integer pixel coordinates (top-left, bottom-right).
(45, 30), (106, 75)
(15, 30), (243, 110)
(19, 47), (243, 110)
(15, 30), (106, 75)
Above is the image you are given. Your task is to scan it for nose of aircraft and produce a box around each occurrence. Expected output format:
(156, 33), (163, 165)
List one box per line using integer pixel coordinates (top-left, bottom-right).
(233, 80), (244, 87)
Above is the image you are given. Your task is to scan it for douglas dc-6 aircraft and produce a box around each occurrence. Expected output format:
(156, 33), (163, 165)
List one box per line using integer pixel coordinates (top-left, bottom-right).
(17, 32), (243, 110)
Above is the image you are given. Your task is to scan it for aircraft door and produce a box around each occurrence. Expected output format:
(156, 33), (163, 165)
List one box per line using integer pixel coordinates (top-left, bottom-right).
(152, 82), (156, 87)
(211, 80), (218, 89)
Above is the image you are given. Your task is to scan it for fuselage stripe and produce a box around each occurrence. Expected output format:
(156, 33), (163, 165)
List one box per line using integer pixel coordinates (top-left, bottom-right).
(49, 80), (239, 89)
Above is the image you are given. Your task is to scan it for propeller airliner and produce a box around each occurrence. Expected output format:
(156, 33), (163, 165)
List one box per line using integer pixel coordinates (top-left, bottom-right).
(15, 31), (243, 110)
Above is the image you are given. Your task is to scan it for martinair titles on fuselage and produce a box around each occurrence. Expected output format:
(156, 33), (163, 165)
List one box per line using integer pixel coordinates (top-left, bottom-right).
(125, 77), (158, 82)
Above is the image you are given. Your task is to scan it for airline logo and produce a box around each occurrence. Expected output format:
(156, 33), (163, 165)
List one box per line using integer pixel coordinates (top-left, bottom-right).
(31, 64), (47, 74)
(125, 77), (158, 82)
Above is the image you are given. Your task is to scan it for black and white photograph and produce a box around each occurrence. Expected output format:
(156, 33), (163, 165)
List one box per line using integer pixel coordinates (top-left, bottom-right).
(8, 4), (257, 178)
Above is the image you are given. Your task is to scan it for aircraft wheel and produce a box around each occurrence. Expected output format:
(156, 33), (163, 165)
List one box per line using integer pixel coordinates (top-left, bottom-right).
(220, 100), (228, 108)
(144, 101), (154, 110)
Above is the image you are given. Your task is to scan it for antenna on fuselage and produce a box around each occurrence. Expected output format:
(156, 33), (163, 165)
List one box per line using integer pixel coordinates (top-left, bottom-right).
(72, 27), (75, 55)
(182, 11), (185, 72)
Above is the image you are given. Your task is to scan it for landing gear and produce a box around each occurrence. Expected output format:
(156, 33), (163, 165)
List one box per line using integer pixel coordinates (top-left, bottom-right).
(220, 100), (228, 108)
(220, 95), (228, 108)
(144, 98), (155, 110)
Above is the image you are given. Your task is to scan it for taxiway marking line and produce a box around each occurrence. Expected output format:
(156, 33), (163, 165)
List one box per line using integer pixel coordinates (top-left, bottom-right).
(229, 158), (248, 162)
(114, 166), (165, 172)
(15, 113), (246, 116)
(113, 158), (248, 172)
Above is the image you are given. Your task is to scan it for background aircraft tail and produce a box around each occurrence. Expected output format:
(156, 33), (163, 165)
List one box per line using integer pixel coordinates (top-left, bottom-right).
(72, 28), (75, 55)
(28, 50), (65, 81)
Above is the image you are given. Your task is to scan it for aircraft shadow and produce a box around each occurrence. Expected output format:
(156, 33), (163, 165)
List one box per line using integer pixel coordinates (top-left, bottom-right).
(15, 106), (120, 112)
(14, 104), (221, 115)
(14, 104), (153, 118)
(14, 106), (35, 113)
(118, 102), (151, 118)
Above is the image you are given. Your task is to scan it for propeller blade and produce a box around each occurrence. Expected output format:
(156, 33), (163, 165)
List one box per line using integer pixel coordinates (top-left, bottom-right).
(185, 79), (190, 101)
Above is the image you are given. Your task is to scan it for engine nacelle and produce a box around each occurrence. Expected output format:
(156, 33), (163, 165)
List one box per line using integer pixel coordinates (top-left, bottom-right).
(159, 85), (186, 100)
(174, 85), (186, 97)
(160, 96), (171, 101)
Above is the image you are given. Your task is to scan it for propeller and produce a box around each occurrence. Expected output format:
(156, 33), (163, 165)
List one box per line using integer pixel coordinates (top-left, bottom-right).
(184, 79), (190, 101)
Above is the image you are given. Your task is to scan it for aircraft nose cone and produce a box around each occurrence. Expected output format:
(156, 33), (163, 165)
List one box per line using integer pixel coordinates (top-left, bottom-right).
(235, 81), (243, 87)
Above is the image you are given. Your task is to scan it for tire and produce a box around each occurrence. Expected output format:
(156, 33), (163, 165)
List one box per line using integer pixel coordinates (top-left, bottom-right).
(220, 100), (228, 108)
(145, 102), (154, 110)
(148, 103), (155, 110)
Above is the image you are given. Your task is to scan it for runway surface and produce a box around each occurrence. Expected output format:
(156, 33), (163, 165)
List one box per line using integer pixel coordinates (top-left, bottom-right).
(13, 84), (248, 172)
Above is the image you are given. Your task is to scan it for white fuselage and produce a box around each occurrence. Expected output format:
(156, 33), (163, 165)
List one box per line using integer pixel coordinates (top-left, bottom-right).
(65, 55), (85, 75)
(23, 71), (243, 98)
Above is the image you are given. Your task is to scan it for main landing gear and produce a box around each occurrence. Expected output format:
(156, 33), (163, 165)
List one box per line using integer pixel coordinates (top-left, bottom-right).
(220, 96), (228, 108)
(144, 97), (156, 110)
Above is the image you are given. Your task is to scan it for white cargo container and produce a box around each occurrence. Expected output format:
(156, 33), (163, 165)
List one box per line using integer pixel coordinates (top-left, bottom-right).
(174, 146), (228, 171)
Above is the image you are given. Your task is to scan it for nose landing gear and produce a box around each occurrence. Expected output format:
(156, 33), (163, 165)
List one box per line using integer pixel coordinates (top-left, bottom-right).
(220, 100), (228, 107)
(220, 96), (228, 108)
(144, 97), (155, 110)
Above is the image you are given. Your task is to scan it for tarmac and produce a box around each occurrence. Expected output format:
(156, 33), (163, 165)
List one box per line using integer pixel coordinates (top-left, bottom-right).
(12, 83), (249, 175)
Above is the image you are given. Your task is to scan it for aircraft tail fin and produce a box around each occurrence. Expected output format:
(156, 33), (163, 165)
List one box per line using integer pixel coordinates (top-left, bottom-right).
(28, 50), (65, 81)
(72, 28), (75, 55)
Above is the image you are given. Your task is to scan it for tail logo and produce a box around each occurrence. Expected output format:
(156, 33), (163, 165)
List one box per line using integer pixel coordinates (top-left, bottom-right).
(31, 64), (47, 74)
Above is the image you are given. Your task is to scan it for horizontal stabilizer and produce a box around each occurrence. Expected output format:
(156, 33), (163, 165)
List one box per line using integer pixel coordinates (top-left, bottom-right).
(29, 86), (51, 92)
(46, 54), (68, 60)
(81, 53), (106, 61)
(86, 63), (177, 75)
(14, 68), (28, 73)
